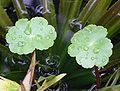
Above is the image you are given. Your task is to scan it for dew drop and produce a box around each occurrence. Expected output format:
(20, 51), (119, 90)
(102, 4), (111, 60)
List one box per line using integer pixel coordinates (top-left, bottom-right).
(93, 48), (99, 54)
(83, 46), (88, 51)
(24, 29), (31, 35)
(46, 36), (50, 39)
(102, 56), (107, 62)
(37, 35), (42, 40)
(12, 37), (16, 40)
(91, 57), (94, 60)
(24, 24), (32, 35)
(18, 41), (24, 47)
(49, 30), (53, 34)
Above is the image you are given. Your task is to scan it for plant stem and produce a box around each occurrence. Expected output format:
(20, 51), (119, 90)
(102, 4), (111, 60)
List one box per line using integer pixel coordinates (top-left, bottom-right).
(95, 66), (100, 89)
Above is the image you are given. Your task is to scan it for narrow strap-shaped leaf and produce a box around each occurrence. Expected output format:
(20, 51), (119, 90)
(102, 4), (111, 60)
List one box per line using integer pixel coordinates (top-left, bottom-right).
(55, 0), (82, 58)
(97, 84), (120, 91)
(0, 0), (11, 7)
(37, 73), (66, 91)
(97, 0), (120, 25)
(12, 0), (29, 19)
(58, 0), (72, 31)
(61, 0), (83, 32)
(0, 44), (23, 59)
(77, 0), (99, 26)
(88, 0), (112, 24)
(0, 5), (13, 28)
(111, 69), (120, 86)
(106, 12), (120, 38)
(110, 42), (120, 60)
(63, 70), (95, 88)
(18, 52), (36, 91)
(41, 0), (57, 28)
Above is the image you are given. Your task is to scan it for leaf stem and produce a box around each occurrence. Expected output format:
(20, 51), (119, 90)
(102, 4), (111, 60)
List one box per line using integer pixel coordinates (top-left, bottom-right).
(94, 66), (100, 89)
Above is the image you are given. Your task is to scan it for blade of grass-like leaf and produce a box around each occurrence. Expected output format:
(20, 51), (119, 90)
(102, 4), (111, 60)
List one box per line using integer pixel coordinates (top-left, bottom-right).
(0, 76), (20, 91)
(105, 69), (118, 87)
(97, 0), (120, 25)
(0, 44), (17, 58)
(37, 73), (66, 91)
(60, 0), (83, 32)
(106, 12), (120, 38)
(58, 0), (72, 31)
(12, 0), (29, 19)
(56, 0), (82, 62)
(41, 0), (57, 28)
(18, 52), (36, 91)
(64, 69), (94, 82)
(64, 70), (95, 89)
(97, 84), (120, 91)
(88, 0), (112, 24)
(110, 42), (120, 60)
(0, 44), (30, 60)
(0, 0), (11, 7)
(1, 71), (26, 82)
(77, 0), (99, 26)
(0, 27), (6, 37)
(111, 68), (120, 86)
(0, 5), (13, 28)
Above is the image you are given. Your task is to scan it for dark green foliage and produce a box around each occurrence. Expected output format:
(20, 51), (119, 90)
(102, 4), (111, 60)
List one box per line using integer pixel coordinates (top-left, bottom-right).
(0, 0), (120, 90)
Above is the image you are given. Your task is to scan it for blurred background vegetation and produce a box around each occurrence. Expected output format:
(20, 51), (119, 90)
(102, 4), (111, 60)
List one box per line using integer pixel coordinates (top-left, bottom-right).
(0, 0), (120, 91)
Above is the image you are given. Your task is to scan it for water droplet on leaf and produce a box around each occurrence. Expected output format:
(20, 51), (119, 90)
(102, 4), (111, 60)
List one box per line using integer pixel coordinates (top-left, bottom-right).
(24, 29), (31, 35)
(102, 57), (107, 62)
(18, 41), (24, 47)
(49, 30), (53, 34)
(36, 35), (42, 40)
(91, 57), (94, 60)
(83, 46), (88, 51)
(46, 36), (50, 39)
(12, 37), (16, 40)
(24, 24), (32, 35)
(93, 48), (99, 54)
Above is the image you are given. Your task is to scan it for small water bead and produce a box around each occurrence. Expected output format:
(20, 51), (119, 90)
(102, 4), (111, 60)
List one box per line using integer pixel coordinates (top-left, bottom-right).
(24, 29), (31, 35)
(24, 25), (32, 35)
(12, 37), (16, 40)
(91, 57), (95, 60)
(102, 56), (108, 62)
(36, 35), (42, 40)
(83, 46), (89, 51)
(49, 30), (53, 34)
(46, 36), (50, 40)
(93, 48), (99, 54)
(18, 41), (24, 47)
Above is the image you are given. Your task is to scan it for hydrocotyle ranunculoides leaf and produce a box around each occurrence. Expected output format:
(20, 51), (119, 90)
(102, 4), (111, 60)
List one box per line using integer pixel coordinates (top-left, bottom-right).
(68, 25), (113, 68)
(0, 76), (20, 91)
(6, 17), (57, 55)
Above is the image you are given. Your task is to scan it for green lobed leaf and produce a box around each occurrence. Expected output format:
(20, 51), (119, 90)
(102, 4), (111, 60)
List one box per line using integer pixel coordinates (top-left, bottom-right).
(5, 17), (57, 55)
(68, 25), (113, 68)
